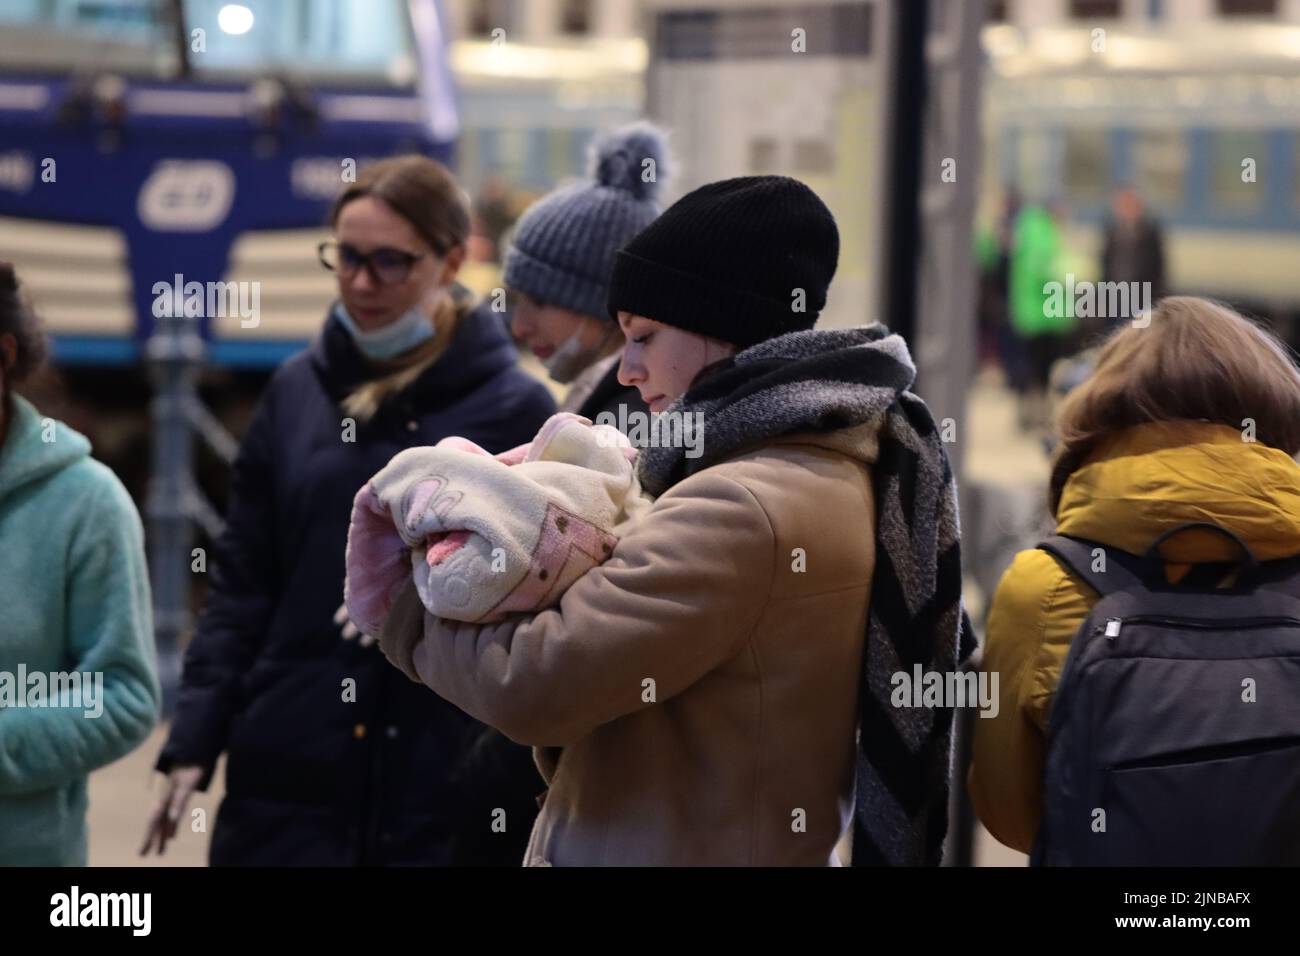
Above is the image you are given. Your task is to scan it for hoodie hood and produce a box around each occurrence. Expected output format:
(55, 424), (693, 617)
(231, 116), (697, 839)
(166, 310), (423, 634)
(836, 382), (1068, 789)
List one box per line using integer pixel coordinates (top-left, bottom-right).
(0, 394), (91, 503)
(1056, 419), (1300, 562)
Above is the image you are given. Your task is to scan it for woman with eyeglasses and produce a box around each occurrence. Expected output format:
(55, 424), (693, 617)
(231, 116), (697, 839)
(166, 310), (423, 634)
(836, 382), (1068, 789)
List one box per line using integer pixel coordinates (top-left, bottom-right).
(142, 155), (556, 866)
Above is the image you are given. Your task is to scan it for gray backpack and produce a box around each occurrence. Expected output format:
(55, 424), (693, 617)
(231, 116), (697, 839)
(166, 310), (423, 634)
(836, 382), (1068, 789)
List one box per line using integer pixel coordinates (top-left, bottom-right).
(1032, 522), (1300, 866)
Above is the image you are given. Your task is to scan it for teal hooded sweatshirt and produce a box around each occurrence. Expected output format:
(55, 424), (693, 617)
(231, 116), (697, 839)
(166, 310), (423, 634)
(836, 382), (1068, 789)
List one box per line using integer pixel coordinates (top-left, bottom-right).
(0, 394), (160, 865)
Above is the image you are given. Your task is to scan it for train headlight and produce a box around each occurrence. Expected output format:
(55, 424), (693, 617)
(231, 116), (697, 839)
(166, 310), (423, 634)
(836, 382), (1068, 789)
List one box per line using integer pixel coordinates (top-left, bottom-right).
(217, 5), (255, 37)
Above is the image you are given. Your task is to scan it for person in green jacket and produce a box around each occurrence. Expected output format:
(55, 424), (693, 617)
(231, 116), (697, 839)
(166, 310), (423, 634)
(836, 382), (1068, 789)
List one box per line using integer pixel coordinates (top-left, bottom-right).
(0, 261), (160, 866)
(1009, 202), (1078, 431)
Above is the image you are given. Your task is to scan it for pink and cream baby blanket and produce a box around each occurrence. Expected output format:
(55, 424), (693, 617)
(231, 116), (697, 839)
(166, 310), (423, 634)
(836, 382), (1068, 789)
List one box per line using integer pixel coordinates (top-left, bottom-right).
(344, 412), (650, 635)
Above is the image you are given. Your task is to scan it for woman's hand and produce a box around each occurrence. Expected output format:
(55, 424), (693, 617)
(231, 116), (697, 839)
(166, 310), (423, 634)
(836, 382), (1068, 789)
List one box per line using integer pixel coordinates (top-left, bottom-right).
(139, 765), (205, 857)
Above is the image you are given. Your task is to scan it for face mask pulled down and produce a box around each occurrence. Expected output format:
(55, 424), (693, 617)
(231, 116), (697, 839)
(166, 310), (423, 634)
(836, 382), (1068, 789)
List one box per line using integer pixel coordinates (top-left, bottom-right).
(334, 301), (436, 361)
(543, 321), (621, 384)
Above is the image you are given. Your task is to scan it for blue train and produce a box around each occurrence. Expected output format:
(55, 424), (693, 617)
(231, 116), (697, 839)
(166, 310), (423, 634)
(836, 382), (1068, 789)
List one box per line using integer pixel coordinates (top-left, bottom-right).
(0, 0), (458, 369)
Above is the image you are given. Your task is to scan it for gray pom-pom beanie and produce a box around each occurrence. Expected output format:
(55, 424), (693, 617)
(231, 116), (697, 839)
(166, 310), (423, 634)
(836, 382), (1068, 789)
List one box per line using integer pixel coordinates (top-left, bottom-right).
(503, 121), (670, 321)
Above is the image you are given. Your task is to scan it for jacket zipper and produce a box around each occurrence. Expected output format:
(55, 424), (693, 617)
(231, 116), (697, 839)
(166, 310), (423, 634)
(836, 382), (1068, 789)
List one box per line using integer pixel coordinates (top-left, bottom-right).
(1099, 615), (1300, 642)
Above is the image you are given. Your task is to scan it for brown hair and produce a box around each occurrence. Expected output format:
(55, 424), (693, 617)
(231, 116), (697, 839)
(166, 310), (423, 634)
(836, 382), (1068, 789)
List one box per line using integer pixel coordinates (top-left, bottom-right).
(1049, 296), (1300, 515)
(0, 260), (48, 394)
(329, 155), (470, 256)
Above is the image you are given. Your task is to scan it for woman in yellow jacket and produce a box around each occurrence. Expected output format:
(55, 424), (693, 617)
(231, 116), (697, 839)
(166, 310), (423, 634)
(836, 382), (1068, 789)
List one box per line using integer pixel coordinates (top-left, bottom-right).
(970, 296), (1300, 853)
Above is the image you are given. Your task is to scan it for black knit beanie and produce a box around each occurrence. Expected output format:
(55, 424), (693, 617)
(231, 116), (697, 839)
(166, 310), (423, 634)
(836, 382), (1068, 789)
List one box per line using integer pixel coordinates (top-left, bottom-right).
(605, 175), (840, 349)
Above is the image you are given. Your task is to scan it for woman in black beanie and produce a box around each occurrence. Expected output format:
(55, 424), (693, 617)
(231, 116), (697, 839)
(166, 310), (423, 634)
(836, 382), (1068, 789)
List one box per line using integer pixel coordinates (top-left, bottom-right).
(379, 175), (972, 866)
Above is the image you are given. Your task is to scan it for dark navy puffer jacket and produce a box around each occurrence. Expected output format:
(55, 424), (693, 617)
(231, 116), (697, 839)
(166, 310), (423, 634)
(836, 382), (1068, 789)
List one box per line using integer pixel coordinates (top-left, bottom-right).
(157, 300), (556, 865)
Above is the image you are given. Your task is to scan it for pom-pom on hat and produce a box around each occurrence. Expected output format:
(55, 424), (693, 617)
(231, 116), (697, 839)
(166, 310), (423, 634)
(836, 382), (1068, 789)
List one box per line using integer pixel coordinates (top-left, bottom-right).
(503, 122), (671, 321)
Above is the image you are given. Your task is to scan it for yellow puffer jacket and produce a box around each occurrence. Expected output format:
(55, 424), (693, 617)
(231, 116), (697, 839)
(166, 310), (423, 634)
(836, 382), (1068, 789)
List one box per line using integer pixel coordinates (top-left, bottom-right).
(969, 420), (1300, 853)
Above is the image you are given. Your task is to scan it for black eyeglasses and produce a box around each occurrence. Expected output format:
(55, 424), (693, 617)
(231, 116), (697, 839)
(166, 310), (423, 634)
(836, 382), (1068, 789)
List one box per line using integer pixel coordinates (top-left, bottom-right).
(318, 240), (425, 286)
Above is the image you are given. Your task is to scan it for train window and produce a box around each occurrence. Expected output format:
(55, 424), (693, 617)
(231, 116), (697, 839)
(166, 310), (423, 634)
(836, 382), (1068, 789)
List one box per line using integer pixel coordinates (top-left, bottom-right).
(1068, 0), (1122, 18)
(1210, 130), (1267, 212)
(468, 0), (491, 37)
(1215, 0), (1278, 16)
(1296, 140), (1300, 213)
(181, 0), (417, 81)
(1063, 128), (1108, 204)
(20, 2), (421, 86)
(560, 0), (592, 36)
(468, 0), (517, 39)
(1132, 129), (1187, 210)
(0, 0), (177, 75)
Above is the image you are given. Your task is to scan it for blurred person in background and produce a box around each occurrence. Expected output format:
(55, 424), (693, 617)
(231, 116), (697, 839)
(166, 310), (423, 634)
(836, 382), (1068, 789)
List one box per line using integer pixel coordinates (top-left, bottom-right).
(1010, 201), (1077, 432)
(0, 261), (160, 865)
(1101, 185), (1167, 332)
(142, 156), (555, 866)
(473, 174), (516, 264)
(975, 188), (1022, 383)
(506, 123), (669, 425)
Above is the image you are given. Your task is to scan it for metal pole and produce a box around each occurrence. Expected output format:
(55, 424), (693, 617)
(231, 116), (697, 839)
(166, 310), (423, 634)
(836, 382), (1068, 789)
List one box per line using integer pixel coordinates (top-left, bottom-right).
(165, 0), (191, 79)
(145, 311), (205, 715)
(880, 0), (988, 864)
(880, 0), (928, 351)
(912, 0), (987, 867)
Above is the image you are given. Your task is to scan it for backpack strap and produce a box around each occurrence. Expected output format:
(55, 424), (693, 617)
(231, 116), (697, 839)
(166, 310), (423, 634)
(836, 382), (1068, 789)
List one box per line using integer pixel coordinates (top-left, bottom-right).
(1253, 553), (1300, 599)
(1037, 535), (1147, 597)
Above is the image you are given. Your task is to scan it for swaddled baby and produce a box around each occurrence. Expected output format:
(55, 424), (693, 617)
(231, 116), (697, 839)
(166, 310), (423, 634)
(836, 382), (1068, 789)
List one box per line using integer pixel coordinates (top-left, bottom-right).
(344, 412), (650, 637)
